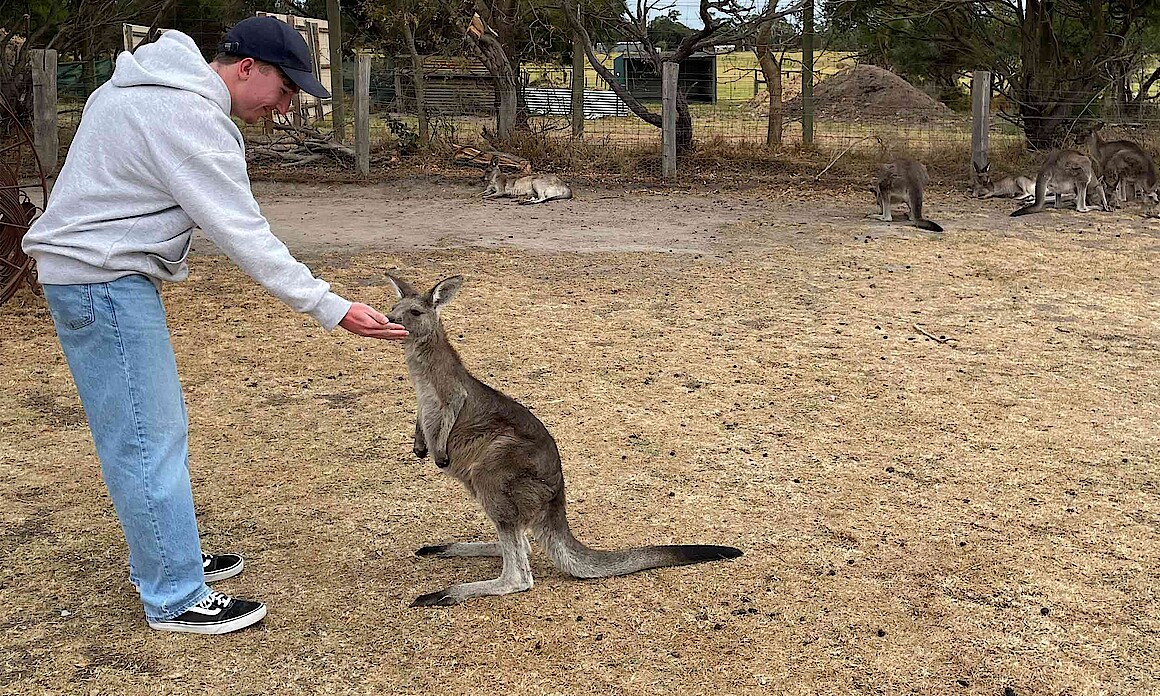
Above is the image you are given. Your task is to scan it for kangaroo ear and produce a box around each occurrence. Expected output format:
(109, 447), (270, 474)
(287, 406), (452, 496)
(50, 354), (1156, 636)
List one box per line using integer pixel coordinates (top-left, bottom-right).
(430, 275), (464, 308)
(387, 274), (419, 300)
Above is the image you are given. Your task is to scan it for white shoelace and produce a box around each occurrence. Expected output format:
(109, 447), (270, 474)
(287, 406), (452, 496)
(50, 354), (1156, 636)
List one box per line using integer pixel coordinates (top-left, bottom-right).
(196, 590), (232, 610)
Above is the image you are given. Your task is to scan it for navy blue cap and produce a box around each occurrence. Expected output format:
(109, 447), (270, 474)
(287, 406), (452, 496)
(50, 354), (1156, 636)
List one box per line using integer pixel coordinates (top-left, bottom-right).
(219, 16), (330, 99)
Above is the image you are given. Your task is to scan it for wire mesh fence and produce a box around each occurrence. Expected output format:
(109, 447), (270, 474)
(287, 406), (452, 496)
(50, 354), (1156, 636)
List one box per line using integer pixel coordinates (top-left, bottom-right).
(13, 8), (1160, 184)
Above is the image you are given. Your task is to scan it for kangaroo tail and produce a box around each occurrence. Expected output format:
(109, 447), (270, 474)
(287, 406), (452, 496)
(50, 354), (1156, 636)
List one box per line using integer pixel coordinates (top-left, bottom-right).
(1010, 204), (1040, 217)
(535, 497), (741, 579)
(1013, 174), (1049, 216)
(914, 219), (943, 232)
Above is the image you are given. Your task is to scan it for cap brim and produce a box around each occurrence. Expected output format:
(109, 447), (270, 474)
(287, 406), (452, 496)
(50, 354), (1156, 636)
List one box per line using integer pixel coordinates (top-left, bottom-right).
(282, 66), (331, 99)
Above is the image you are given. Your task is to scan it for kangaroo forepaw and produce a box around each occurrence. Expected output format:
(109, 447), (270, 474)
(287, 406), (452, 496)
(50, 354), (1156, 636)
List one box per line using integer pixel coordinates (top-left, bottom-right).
(434, 454), (450, 469)
(413, 445), (428, 459)
(415, 544), (450, 558)
(411, 588), (458, 607)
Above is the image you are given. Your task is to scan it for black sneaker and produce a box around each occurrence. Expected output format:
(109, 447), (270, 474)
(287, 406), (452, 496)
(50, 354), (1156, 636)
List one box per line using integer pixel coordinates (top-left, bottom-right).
(148, 591), (267, 635)
(202, 552), (244, 583)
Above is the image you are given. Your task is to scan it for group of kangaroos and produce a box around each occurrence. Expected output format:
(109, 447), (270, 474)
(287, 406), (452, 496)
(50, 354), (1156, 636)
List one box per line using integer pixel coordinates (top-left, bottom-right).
(402, 128), (1153, 608)
(872, 127), (1157, 231)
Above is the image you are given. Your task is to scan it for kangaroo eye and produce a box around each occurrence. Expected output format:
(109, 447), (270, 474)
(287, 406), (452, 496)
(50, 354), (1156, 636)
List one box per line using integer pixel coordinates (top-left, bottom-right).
(409, 309), (422, 317)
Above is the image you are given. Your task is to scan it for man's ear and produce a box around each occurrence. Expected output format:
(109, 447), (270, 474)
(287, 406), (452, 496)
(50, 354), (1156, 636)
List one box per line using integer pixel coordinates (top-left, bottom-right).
(236, 56), (257, 81)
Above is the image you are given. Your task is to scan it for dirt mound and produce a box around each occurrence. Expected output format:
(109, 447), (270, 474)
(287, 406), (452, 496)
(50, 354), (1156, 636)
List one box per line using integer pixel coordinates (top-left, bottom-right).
(764, 64), (954, 123)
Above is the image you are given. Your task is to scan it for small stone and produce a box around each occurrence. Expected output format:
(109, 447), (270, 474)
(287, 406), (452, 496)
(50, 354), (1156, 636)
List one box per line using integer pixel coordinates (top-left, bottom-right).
(876, 628), (886, 637)
(1040, 607), (1050, 616)
(886, 466), (895, 473)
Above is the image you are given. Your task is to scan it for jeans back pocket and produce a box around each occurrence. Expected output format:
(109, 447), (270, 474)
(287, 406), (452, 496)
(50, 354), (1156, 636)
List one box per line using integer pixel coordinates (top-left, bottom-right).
(44, 283), (95, 331)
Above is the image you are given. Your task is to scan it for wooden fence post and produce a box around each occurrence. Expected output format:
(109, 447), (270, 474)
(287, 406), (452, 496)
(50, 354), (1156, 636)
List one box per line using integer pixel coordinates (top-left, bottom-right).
(325, 0), (345, 141)
(971, 71), (992, 174)
(801, 0), (815, 145)
(29, 49), (59, 176)
(661, 61), (678, 180)
(571, 6), (584, 139)
(355, 52), (371, 176)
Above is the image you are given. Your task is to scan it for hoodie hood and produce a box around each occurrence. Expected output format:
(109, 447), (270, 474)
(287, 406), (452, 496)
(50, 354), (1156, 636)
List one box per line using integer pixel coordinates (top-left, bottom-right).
(111, 31), (231, 115)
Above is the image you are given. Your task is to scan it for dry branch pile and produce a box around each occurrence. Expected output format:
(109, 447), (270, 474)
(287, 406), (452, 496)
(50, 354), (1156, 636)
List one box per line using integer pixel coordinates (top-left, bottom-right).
(246, 123), (356, 168)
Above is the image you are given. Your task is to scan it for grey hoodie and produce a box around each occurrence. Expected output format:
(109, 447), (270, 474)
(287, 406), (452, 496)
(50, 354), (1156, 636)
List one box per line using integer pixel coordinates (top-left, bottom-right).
(21, 31), (350, 330)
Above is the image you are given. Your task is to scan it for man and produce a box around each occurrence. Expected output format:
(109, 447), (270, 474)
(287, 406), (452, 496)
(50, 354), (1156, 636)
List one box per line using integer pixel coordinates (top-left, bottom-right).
(22, 16), (405, 635)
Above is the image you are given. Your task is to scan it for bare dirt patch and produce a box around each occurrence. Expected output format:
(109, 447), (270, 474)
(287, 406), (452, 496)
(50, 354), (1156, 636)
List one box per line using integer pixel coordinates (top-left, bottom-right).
(2, 179), (1159, 695)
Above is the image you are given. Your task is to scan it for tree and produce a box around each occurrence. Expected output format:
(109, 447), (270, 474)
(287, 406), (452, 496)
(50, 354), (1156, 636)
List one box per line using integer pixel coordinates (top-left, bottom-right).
(561, 0), (808, 152)
(825, 0), (1160, 148)
(755, 15), (797, 148)
(647, 10), (693, 50)
(2, 1), (146, 119)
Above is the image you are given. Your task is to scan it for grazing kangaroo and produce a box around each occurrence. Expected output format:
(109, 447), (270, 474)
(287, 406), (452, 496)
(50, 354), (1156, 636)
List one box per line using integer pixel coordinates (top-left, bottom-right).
(482, 157), (572, 205)
(386, 274), (742, 607)
(1102, 145), (1158, 206)
(1011, 149), (1107, 217)
(1087, 129), (1156, 202)
(971, 162), (1034, 200)
(869, 158), (943, 232)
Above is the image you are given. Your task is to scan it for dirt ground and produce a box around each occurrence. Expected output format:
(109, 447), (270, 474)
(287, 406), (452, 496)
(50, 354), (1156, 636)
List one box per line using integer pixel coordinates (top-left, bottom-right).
(2, 178), (1159, 696)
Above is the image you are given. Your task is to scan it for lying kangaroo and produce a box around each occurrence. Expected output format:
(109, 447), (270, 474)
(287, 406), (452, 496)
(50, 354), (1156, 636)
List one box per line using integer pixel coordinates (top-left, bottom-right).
(386, 275), (742, 607)
(869, 158), (943, 232)
(1011, 149), (1107, 217)
(971, 162), (1034, 200)
(1087, 129), (1156, 202)
(482, 158), (572, 205)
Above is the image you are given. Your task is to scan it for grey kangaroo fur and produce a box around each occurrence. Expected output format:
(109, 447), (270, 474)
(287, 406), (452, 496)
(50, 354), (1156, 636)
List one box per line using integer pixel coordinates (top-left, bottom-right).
(1011, 149), (1107, 217)
(386, 274), (742, 607)
(482, 157), (572, 205)
(1086, 129), (1157, 203)
(869, 158), (943, 232)
(971, 161), (1034, 200)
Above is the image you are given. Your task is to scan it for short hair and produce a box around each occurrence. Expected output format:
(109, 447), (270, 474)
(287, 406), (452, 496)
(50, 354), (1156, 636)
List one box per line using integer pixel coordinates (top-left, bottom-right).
(213, 52), (297, 91)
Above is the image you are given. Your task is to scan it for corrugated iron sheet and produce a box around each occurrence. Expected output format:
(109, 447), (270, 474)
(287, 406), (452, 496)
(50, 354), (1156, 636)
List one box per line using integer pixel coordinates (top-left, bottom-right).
(523, 87), (630, 119)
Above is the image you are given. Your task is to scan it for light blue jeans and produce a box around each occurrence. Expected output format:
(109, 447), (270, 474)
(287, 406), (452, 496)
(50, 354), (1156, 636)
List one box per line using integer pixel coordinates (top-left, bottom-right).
(43, 275), (211, 622)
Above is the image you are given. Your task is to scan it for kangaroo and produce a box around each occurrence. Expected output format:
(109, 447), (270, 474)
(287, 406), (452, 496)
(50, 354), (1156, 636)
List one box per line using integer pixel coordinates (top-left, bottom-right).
(1011, 149), (1107, 217)
(1102, 145), (1158, 206)
(1087, 129), (1155, 202)
(869, 158), (943, 232)
(386, 275), (742, 607)
(971, 162), (1034, 200)
(482, 157), (572, 205)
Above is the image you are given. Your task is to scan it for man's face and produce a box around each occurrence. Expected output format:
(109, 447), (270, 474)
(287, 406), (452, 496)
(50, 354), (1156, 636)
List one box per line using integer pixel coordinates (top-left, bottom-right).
(230, 58), (299, 124)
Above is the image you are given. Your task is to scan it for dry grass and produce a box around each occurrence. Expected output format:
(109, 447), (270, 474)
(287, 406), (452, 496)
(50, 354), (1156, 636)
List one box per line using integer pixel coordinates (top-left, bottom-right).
(2, 188), (1159, 695)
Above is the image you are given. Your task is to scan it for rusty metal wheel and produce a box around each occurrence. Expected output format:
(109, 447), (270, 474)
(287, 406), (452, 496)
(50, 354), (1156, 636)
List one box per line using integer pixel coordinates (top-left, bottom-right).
(0, 98), (48, 307)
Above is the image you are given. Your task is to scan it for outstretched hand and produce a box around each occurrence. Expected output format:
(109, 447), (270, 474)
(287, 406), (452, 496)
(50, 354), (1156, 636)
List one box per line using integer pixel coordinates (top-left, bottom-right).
(339, 303), (408, 340)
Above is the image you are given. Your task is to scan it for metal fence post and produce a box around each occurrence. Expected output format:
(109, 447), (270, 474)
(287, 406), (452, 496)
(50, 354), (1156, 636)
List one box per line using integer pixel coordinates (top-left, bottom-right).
(355, 52), (371, 176)
(971, 70), (992, 174)
(29, 49), (58, 176)
(662, 61), (678, 180)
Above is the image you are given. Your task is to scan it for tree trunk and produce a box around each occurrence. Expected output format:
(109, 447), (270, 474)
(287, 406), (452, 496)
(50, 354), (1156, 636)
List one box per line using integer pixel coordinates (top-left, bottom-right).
(675, 91), (693, 152)
(756, 20), (783, 148)
(467, 12), (519, 140)
(401, 17), (429, 148)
